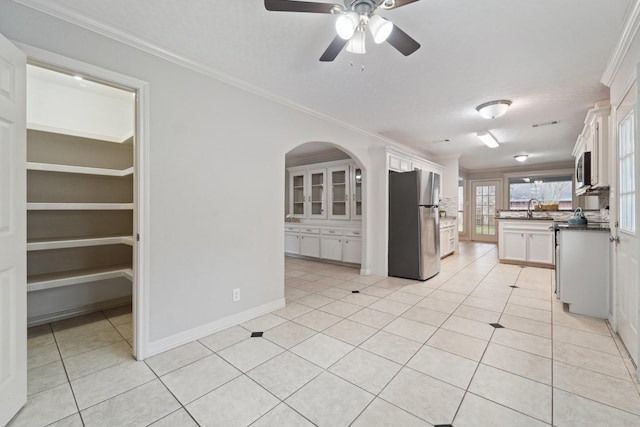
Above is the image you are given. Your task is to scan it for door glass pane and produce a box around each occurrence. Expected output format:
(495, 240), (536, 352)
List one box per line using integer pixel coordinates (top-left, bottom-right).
(475, 184), (496, 236)
(619, 111), (635, 233)
(458, 182), (464, 233)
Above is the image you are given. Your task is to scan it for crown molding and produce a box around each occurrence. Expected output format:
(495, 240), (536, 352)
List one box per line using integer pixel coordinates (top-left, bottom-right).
(601, 0), (640, 86)
(13, 0), (418, 154)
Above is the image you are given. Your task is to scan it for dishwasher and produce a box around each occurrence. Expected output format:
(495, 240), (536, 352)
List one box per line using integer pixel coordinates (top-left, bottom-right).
(555, 225), (610, 318)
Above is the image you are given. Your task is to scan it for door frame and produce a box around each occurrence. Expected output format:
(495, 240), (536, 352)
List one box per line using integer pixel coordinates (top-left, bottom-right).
(17, 42), (151, 360)
(470, 179), (502, 243)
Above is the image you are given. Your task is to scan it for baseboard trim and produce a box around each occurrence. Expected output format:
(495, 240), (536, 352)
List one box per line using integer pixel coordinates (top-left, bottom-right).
(27, 296), (132, 327)
(146, 298), (286, 358)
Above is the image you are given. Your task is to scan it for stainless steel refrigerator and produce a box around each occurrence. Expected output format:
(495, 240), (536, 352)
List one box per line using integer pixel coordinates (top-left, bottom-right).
(388, 170), (440, 281)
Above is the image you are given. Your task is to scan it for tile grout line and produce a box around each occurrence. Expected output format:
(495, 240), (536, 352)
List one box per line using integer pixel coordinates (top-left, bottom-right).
(448, 259), (523, 425)
(49, 321), (87, 427)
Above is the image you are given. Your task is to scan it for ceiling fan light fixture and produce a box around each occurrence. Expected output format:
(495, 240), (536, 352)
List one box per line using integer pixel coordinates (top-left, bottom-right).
(477, 131), (499, 148)
(476, 100), (512, 119)
(514, 154), (528, 162)
(346, 29), (366, 54)
(381, 0), (396, 9)
(335, 12), (360, 40)
(368, 15), (393, 43)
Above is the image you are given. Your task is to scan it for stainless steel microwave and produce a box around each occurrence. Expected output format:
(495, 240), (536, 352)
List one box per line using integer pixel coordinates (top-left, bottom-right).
(575, 151), (591, 194)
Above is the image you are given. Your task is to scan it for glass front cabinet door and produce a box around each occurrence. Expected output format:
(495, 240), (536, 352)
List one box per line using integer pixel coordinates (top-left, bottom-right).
(328, 165), (349, 220)
(351, 166), (362, 220)
(308, 168), (327, 219)
(290, 171), (306, 218)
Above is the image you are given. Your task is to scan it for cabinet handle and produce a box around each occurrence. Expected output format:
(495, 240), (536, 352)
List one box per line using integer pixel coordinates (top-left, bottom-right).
(346, 240), (349, 244)
(521, 234), (524, 237)
(339, 240), (341, 243)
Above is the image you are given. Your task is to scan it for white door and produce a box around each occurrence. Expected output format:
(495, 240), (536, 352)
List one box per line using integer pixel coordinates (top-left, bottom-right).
(615, 83), (638, 365)
(0, 33), (27, 425)
(471, 180), (501, 242)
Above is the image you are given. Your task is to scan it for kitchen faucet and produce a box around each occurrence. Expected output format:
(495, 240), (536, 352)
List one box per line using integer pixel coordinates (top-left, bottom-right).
(527, 199), (541, 218)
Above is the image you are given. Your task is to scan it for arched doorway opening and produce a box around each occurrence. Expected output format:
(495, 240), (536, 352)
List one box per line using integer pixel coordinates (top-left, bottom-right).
(283, 142), (366, 290)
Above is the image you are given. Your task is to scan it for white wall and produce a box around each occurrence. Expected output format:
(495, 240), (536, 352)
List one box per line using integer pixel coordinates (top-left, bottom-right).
(27, 66), (134, 142)
(0, 3), (396, 348)
(435, 156), (460, 198)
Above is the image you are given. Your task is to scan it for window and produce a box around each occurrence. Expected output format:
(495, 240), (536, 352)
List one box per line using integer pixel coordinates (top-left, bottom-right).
(508, 175), (573, 210)
(458, 180), (464, 233)
(619, 111), (635, 233)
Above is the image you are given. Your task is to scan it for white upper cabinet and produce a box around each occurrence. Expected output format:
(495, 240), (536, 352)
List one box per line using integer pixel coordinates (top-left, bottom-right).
(289, 168), (327, 219)
(308, 168), (327, 219)
(288, 161), (362, 221)
(351, 166), (363, 220)
(328, 165), (349, 220)
(573, 100), (611, 191)
(290, 170), (307, 218)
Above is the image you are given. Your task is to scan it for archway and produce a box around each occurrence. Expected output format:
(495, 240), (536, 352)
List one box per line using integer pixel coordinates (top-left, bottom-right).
(283, 141), (367, 276)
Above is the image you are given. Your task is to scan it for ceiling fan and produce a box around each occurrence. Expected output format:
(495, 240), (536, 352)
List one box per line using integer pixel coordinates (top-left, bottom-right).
(264, 0), (421, 61)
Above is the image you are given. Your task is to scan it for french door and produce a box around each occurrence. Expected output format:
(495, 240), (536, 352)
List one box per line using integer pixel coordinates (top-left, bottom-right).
(471, 180), (501, 243)
(615, 82), (638, 366)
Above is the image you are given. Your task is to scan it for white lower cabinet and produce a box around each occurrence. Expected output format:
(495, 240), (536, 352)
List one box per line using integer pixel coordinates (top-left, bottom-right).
(500, 230), (527, 262)
(285, 232), (300, 255)
(321, 236), (342, 261)
(498, 220), (554, 266)
(285, 225), (361, 264)
(439, 219), (456, 258)
(343, 237), (362, 264)
(527, 231), (554, 264)
(300, 233), (320, 257)
(300, 227), (321, 258)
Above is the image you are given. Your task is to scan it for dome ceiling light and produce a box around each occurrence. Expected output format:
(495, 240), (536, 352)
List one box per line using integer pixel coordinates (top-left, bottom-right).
(514, 154), (529, 162)
(476, 100), (512, 119)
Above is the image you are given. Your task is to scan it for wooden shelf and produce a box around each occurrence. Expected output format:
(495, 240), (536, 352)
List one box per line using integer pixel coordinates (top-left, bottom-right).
(27, 235), (134, 251)
(27, 202), (134, 210)
(27, 265), (133, 292)
(27, 162), (133, 177)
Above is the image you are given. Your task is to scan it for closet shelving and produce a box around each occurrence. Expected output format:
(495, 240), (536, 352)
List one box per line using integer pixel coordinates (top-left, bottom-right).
(27, 130), (134, 294)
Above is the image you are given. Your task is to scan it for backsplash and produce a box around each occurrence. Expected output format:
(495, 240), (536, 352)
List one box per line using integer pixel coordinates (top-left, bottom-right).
(439, 196), (457, 218)
(498, 210), (607, 221)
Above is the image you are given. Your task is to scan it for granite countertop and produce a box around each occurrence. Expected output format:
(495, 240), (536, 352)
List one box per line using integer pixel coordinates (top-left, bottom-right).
(554, 222), (610, 232)
(497, 216), (556, 221)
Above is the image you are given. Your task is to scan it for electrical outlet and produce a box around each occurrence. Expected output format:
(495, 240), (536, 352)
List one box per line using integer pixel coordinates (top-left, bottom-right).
(232, 288), (240, 302)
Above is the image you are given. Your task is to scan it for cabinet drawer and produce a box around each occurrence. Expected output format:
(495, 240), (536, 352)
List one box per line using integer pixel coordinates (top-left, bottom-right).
(285, 226), (300, 233)
(300, 227), (320, 234)
(321, 228), (344, 236)
(345, 229), (362, 237)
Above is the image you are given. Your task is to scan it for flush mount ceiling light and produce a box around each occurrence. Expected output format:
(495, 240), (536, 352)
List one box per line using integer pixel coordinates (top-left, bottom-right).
(477, 131), (499, 148)
(476, 100), (512, 119)
(264, 0), (421, 62)
(514, 154), (528, 162)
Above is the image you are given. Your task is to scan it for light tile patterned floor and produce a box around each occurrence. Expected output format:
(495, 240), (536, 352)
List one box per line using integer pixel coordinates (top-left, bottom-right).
(10, 242), (640, 426)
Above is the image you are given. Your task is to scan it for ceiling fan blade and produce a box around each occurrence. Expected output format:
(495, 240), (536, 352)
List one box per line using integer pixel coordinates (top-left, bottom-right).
(265, 0), (338, 13)
(383, 0), (420, 9)
(386, 25), (420, 56)
(319, 36), (348, 62)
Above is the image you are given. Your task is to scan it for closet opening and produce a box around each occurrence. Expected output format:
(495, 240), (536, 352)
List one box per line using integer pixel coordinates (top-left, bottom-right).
(25, 63), (138, 359)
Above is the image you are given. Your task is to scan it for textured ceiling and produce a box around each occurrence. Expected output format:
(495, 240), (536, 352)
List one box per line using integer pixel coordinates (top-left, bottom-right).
(16, 0), (632, 170)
